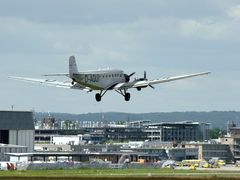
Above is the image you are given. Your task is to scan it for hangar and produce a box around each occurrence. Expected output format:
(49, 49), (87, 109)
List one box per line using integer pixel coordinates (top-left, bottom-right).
(0, 110), (34, 152)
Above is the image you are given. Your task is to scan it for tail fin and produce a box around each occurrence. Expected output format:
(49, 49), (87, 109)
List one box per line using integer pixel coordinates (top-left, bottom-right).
(69, 56), (78, 78)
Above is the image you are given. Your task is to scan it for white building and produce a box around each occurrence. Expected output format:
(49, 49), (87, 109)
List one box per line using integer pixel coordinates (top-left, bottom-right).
(51, 135), (83, 145)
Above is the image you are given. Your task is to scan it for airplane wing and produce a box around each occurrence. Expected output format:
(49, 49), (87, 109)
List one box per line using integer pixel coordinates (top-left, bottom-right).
(8, 76), (91, 92)
(114, 72), (210, 90)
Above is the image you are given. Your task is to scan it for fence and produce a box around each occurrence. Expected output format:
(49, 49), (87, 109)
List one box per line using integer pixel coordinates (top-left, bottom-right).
(14, 161), (164, 170)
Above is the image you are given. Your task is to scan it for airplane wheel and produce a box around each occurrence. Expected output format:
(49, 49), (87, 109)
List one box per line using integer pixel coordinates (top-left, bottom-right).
(71, 78), (76, 85)
(137, 87), (141, 91)
(125, 93), (130, 101)
(95, 93), (101, 102)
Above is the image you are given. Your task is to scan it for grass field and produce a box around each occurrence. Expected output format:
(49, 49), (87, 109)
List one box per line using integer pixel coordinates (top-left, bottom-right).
(0, 168), (240, 180)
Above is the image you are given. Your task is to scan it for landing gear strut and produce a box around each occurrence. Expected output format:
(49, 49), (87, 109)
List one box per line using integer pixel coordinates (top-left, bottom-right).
(115, 89), (131, 101)
(95, 90), (107, 102)
(95, 89), (131, 102)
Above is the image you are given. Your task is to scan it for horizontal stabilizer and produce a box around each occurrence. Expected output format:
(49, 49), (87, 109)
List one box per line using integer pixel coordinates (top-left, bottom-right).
(42, 73), (69, 77)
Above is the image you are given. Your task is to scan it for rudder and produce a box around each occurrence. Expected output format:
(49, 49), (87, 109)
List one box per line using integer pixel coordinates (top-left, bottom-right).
(69, 56), (78, 78)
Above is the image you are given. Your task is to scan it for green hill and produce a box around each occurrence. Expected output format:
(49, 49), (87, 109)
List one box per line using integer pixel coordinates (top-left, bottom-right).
(35, 111), (240, 129)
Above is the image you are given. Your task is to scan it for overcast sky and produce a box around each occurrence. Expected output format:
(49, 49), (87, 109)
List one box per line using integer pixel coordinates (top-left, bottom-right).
(0, 0), (239, 114)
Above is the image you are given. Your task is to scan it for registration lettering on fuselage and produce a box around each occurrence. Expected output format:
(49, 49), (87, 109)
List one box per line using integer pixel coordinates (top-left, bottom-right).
(84, 74), (100, 83)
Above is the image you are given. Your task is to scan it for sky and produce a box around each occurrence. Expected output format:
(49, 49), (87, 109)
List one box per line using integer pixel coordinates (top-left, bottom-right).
(0, 0), (239, 114)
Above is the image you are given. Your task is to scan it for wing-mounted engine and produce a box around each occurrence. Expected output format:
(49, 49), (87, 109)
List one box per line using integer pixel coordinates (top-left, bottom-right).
(136, 71), (147, 81)
(135, 71), (154, 91)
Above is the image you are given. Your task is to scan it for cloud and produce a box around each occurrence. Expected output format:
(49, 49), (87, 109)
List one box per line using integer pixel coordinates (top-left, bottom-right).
(0, 12), (239, 71)
(178, 19), (227, 40)
(228, 4), (240, 20)
(0, 0), (223, 25)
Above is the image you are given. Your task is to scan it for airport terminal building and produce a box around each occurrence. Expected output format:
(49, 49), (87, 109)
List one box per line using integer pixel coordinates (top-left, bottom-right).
(143, 121), (210, 142)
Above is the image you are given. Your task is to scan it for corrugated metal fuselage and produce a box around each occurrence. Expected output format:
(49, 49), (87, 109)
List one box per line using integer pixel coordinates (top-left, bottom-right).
(72, 70), (125, 90)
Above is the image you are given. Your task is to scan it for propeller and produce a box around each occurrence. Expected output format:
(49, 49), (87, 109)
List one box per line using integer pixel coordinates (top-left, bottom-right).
(124, 72), (135, 82)
(144, 71), (147, 79)
(139, 71), (147, 81)
(143, 71), (154, 89)
(149, 84), (155, 89)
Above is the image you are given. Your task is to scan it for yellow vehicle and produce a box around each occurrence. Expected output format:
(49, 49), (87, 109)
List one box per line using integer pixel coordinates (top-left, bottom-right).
(201, 162), (210, 168)
(189, 164), (196, 170)
(217, 160), (226, 166)
(182, 159), (202, 167)
(209, 159), (225, 168)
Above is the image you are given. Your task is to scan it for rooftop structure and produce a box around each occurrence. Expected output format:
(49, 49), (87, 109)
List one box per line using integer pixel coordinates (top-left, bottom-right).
(0, 143), (27, 161)
(0, 110), (34, 130)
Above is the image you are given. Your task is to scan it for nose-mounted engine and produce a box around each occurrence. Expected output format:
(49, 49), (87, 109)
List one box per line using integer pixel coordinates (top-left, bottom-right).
(124, 72), (135, 82)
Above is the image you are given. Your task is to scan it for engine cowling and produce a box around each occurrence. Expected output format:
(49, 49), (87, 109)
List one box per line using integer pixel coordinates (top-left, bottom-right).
(124, 74), (130, 82)
(124, 72), (135, 83)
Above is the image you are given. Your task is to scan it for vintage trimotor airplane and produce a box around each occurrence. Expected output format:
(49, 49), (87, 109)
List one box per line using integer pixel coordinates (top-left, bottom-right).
(9, 56), (210, 102)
